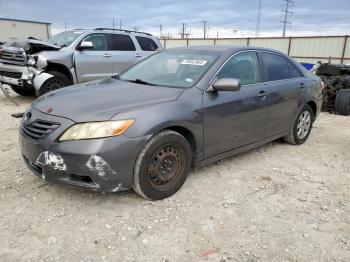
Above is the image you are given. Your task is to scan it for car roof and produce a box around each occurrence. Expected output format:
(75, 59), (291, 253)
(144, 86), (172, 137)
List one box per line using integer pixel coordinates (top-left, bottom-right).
(169, 45), (288, 56)
(70, 28), (155, 37)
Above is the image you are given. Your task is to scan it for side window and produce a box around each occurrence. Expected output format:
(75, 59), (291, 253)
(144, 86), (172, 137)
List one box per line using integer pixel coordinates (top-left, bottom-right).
(81, 34), (107, 51)
(288, 62), (303, 78)
(135, 36), (158, 51)
(261, 52), (292, 81)
(217, 51), (261, 85)
(108, 34), (136, 51)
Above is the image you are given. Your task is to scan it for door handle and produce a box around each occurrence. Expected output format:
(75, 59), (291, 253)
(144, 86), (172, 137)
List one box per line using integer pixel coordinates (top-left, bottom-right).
(135, 53), (142, 58)
(257, 91), (267, 97)
(103, 54), (112, 58)
(299, 82), (305, 89)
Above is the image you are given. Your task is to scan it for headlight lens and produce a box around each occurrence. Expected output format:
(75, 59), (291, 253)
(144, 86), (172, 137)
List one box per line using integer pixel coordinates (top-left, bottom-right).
(27, 56), (37, 66)
(59, 119), (135, 141)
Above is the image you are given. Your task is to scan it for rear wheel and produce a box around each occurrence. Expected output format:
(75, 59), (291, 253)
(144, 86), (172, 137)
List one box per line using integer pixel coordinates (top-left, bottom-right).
(335, 89), (350, 115)
(283, 105), (314, 145)
(133, 130), (192, 200)
(10, 84), (35, 96)
(38, 71), (71, 96)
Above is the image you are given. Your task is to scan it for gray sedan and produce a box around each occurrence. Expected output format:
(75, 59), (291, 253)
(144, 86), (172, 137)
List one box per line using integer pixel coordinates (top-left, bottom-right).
(19, 46), (323, 200)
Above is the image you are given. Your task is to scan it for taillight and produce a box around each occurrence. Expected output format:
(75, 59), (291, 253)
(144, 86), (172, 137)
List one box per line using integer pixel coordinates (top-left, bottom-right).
(320, 80), (325, 91)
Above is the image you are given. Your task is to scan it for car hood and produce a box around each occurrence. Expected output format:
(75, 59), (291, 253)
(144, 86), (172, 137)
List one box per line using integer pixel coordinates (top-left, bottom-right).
(32, 78), (184, 122)
(3, 39), (61, 54)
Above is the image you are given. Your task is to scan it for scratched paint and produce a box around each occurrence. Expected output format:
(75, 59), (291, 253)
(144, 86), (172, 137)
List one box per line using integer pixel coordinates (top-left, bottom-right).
(36, 151), (67, 171)
(110, 182), (125, 192)
(85, 155), (116, 178)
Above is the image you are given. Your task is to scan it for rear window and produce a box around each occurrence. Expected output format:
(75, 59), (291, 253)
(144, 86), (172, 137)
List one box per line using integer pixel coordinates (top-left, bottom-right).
(135, 36), (159, 51)
(262, 52), (291, 81)
(108, 34), (136, 51)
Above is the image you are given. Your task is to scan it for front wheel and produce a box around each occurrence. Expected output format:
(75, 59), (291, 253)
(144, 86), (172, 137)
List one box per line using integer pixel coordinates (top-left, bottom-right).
(38, 71), (71, 96)
(10, 84), (35, 96)
(283, 105), (315, 145)
(132, 130), (192, 200)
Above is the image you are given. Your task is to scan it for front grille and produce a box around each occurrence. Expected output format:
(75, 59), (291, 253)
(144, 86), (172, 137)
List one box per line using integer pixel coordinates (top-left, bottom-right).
(0, 51), (26, 65)
(22, 120), (60, 140)
(0, 70), (22, 79)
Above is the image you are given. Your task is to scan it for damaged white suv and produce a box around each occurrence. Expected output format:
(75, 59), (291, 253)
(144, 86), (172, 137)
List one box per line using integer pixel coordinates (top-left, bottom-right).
(0, 28), (162, 96)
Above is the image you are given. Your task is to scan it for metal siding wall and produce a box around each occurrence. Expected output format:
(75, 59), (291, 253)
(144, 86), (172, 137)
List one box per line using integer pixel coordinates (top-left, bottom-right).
(188, 39), (215, 46)
(163, 36), (350, 64)
(0, 20), (50, 41)
(290, 37), (344, 58)
(215, 38), (247, 46)
(249, 38), (289, 53)
(165, 39), (188, 48)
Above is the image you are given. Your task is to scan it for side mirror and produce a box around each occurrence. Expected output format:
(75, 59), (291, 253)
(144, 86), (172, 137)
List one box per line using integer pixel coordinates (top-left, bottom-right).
(78, 41), (94, 50)
(210, 78), (241, 92)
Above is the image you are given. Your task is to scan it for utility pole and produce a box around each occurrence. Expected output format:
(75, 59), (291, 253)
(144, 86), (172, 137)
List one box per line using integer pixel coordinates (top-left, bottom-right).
(281, 0), (294, 37)
(216, 31), (219, 38)
(133, 26), (139, 32)
(119, 19), (122, 30)
(64, 21), (67, 31)
(112, 17), (115, 29)
(178, 23), (190, 39)
(256, 0), (262, 37)
(202, 21), (207, 39)
(159, 25), (163, 38)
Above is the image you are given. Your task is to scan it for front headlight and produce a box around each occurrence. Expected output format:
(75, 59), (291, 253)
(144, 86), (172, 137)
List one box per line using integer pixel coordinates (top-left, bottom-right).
(59, 119), (135, 141)
(27, 56), (37, 66)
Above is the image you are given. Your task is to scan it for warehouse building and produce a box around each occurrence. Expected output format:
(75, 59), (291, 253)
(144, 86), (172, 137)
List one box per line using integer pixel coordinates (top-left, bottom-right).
(0, 18), (51, 42)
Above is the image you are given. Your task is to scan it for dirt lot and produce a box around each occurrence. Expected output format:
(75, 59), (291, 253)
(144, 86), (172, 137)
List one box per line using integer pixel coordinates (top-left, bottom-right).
(0, 88), (349, 261)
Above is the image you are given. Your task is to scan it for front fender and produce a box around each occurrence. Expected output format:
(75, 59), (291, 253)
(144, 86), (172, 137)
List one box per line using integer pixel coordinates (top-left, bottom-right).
(33, 71), (54, 94)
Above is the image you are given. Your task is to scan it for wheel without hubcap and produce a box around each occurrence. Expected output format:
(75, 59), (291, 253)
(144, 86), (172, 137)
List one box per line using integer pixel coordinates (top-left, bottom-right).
(133, 130), (192, 200)
(148, 144), (185, 191)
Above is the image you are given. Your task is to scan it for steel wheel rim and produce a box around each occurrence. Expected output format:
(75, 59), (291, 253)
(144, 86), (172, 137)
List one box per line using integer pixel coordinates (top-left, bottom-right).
(46, 78), (64, 92)
(297, 111), (311, 140)
(148, 144), (185, 191)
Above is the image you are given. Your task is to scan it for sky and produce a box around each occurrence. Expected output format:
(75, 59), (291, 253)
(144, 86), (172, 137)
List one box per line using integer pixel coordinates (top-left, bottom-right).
(0, 0), (349, 38)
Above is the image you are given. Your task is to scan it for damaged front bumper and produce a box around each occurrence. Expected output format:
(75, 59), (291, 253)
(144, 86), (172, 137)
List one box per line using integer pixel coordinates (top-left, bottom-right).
(19, 107), (149, 192)
(0, 62), (32, 86)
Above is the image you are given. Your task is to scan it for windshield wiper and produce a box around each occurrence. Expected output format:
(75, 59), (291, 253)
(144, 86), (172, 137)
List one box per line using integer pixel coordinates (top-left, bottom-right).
(127, 79), (158, 86)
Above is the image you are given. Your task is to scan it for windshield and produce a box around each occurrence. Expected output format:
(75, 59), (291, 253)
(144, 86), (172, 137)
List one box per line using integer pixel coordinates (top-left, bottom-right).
(119, 50), (219, 88)
(47, 31), (83, 47)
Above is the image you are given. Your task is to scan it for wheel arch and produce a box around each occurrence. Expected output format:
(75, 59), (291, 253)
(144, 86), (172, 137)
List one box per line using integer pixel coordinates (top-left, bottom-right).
(46, 62), (73, 84)
(160, 125), (198, 168)
(306, 100), (317, 119)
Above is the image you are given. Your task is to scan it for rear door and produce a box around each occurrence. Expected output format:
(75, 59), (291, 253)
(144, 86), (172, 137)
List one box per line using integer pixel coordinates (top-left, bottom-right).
(203, 51), (269, 158)
(107, 34), (138, 74)
(134, 36), (160, 61)
(259, 51), (305, 137)
(74, 33), (113, 82)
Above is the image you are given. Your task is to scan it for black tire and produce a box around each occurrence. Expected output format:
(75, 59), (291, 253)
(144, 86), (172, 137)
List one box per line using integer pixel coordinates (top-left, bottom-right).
(335, 89), (350, 116)
(133, 130), (192, 200)
(38, 71), (71, 96)
(10, 84), (35, 96)
(283, 105), (315, 145)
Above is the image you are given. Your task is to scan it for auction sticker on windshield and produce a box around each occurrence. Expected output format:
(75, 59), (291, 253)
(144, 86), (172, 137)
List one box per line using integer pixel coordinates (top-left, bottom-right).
(181, 59), (208, 66)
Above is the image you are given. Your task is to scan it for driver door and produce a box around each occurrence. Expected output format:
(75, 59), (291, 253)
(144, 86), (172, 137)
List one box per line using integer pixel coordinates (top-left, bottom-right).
(203, 51), (269, 158)
(74, 33), (113, 83)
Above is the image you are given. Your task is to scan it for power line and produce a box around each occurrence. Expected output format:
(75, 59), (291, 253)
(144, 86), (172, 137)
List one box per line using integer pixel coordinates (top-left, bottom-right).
(256, 0), (262, 37)
(281, 0), (294, 37)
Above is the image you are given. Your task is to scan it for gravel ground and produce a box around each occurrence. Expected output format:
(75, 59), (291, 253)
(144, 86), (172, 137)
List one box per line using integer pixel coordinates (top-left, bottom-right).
(0, 88), (349, 261)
